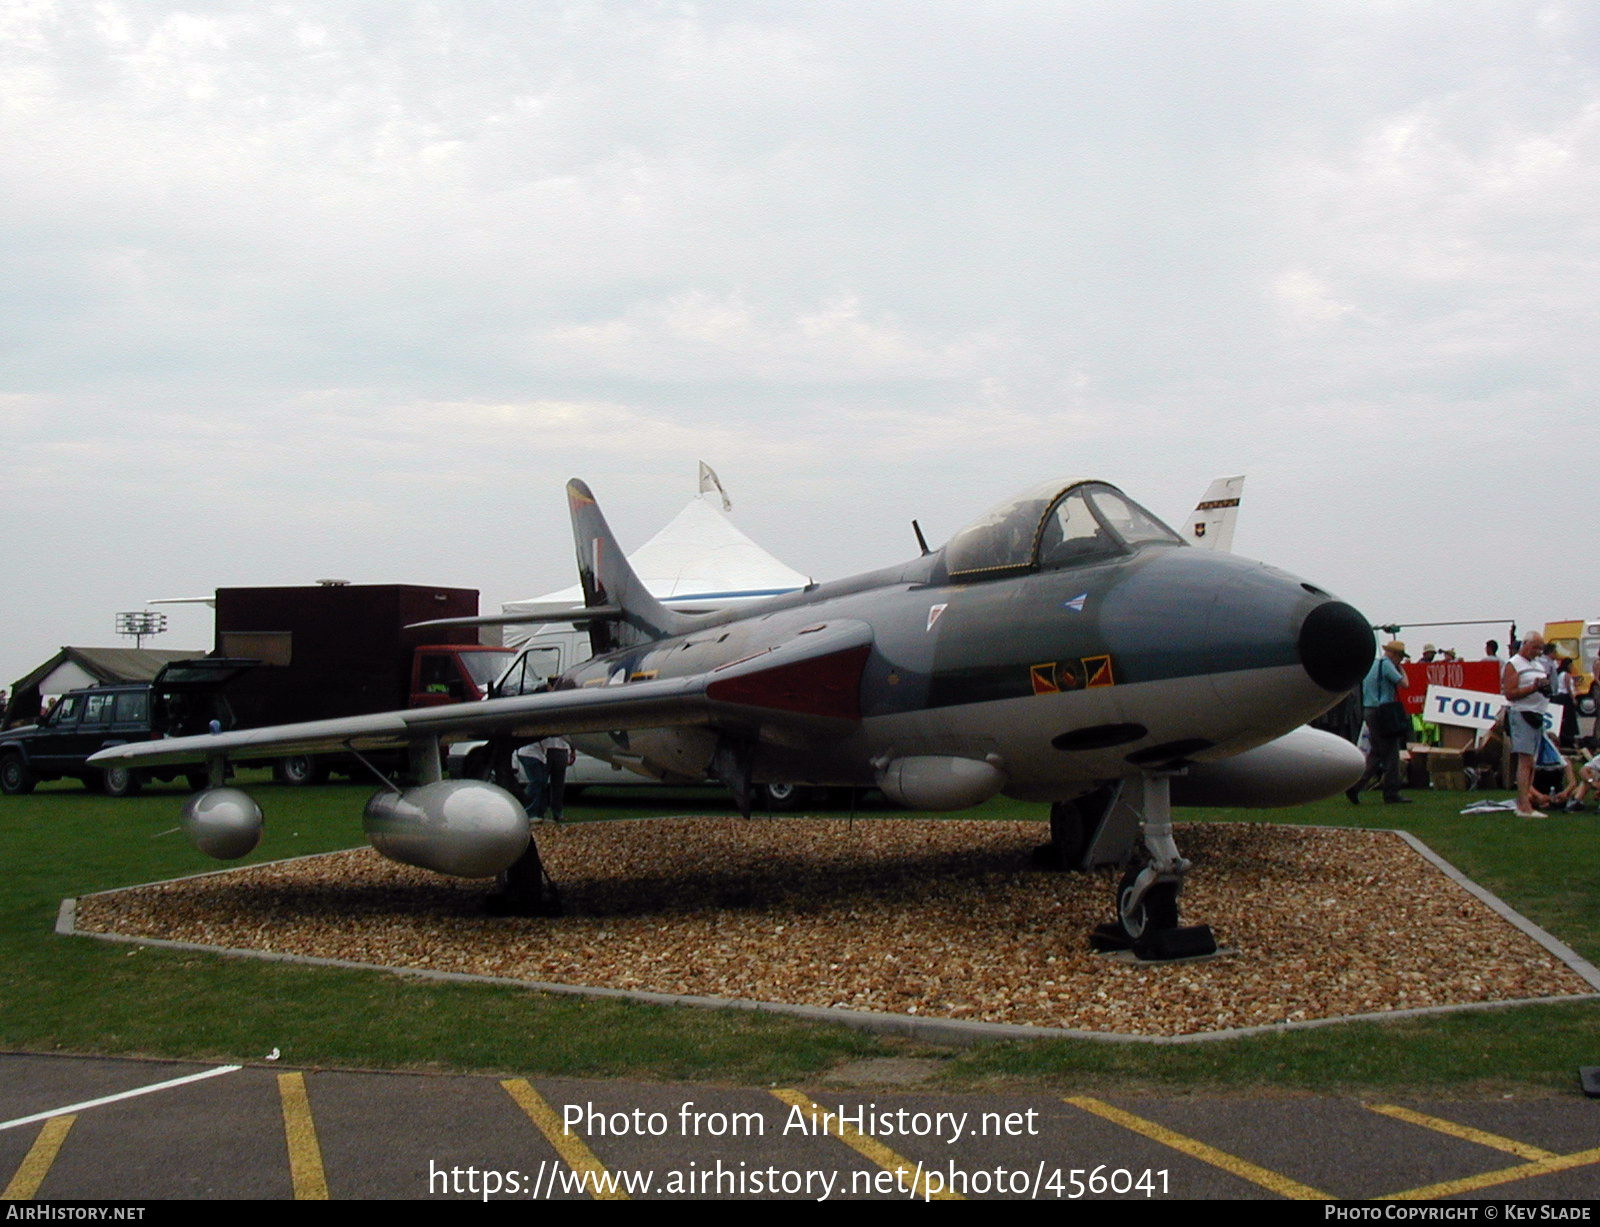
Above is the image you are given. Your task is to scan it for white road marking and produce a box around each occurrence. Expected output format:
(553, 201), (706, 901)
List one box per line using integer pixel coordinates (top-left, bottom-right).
(0, 1064), (242, 1131)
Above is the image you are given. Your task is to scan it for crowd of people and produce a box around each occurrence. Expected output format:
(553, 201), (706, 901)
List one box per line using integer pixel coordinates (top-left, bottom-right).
(1352, 633), (1597, 818)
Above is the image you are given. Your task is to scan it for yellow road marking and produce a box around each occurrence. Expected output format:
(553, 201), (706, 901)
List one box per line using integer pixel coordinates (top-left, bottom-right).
(1383, 1145), (1600, 1201)
(501, 1079), (629, 1200)
(3, 1115), (74, 1201)
(277, 1073), (329, 1200)
(1065, 1096), (1332, 1201)
(1367, 1103), (1555, 1161)
(770, 1089), (963, 1200)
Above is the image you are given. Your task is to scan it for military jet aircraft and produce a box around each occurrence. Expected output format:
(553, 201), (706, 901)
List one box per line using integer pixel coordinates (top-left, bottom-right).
(92, 476), (1372, 957)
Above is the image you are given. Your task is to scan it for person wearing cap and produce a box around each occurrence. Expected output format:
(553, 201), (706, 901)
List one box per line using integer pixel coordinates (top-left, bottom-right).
(1504, 631), (1552, 818)
(1347, 640), (1412, 805)
(1419, 644), (1438, 662)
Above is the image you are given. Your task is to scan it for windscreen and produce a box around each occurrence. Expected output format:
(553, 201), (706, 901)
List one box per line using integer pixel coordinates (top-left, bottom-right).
(946, 479), (1184, 578)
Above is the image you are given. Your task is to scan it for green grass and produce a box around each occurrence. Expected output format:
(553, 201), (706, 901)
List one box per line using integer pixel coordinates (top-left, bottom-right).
(3, 774), (1597, 1093)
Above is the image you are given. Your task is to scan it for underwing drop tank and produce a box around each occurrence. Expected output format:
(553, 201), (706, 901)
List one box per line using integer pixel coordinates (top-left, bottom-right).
(362, 780), (530, 878)
(875, 756), (1008, 810)
(180, 788), (264, 860)
(180, 780), (529, 879)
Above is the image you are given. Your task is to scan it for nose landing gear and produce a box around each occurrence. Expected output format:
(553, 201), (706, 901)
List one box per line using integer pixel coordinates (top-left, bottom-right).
(1089, 771), (1218, 961)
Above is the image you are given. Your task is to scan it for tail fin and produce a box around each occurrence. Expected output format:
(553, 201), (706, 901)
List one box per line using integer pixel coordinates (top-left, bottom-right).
(566, 479), (695, 653)
(1183, 475), (1245, 552)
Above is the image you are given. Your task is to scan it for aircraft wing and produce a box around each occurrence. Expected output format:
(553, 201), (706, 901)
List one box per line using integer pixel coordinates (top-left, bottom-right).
(88, 618), (873, 771)
(406, 605), (622, 631)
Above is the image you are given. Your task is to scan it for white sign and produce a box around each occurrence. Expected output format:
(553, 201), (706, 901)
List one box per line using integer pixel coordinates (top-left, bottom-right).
(1422, 685), (1508, 730)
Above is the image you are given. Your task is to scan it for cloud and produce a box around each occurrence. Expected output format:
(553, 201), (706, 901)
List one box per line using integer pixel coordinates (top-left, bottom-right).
(3, 2), (1600, 680)
(533, 290), (1016, 383)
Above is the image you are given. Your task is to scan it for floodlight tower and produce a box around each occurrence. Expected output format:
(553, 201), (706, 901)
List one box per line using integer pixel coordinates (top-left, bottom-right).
(116, 610), (168, 649)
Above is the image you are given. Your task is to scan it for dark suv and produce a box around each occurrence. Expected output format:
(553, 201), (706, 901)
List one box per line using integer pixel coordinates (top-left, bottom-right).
(0, 659), (255, 797)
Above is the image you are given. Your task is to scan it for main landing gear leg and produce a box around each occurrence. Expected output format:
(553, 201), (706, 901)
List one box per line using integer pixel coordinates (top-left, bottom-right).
(1089, 771), (1217, 960)
(485, 834), (562, 917)
(487, 735), (520, 797)
(713, 739), (756, 820)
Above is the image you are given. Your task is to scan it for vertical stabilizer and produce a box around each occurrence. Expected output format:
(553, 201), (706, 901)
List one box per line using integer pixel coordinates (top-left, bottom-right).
(566, 480), (695, 653)
(1184, 475), (1245, 552)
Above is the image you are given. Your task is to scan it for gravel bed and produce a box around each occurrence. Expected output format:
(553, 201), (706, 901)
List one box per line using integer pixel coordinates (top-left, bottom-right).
(74, 819), (1591, 1037)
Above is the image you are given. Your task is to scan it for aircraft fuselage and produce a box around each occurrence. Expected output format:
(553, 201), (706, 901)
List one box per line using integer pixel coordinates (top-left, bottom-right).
(562, 540), (1371, 807)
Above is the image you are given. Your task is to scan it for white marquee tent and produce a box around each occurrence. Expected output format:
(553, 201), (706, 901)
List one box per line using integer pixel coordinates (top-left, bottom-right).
(499, 466), (809, 647)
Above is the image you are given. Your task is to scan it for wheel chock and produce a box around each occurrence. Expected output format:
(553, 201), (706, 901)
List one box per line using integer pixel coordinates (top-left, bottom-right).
(1139, 924), (1217, 960)
(1088, 922), (1217, 961)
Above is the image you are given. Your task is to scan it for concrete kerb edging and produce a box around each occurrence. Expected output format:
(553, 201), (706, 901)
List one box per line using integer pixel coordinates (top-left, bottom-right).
(58, 825), (1600, 1047)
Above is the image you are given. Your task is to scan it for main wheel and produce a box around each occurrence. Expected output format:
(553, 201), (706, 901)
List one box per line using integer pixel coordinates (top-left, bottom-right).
(1031, 800), (1082, 870)
(102, 766), (142, 798)
(1116, 866), (1179, 939)
(0, 754), (35, 796)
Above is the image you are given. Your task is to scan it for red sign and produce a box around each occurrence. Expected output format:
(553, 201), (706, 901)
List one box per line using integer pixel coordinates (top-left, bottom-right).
(1401, 660), (1500, 715)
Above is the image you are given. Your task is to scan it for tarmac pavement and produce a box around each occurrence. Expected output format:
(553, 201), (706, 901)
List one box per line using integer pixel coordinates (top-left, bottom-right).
(3, 1052), (1599, 1201)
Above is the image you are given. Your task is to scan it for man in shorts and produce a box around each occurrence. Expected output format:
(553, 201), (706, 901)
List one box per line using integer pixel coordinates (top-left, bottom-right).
(1503, 632), (1552, 818)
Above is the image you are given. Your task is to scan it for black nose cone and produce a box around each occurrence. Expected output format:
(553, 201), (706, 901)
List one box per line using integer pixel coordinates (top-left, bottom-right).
(1299, 601), (1374, 692)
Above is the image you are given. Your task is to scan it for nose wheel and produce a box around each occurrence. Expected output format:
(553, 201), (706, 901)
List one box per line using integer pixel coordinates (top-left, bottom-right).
(1116, 866), (1178, 939)
(1089, 772), (1217, 960)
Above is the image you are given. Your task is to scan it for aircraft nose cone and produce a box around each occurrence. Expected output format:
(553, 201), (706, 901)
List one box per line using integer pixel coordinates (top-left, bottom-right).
(1298, 600), (1373, 693)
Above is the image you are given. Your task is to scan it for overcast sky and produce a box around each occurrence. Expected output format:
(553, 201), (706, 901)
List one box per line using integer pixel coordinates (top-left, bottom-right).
(4, 1), (1598, 686)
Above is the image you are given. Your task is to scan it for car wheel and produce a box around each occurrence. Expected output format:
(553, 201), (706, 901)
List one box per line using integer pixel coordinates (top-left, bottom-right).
(0, 754), (35, 796)
(275, 754), (326, 786)
(760, 782), (804, 811)
(102, 766), (142, 798)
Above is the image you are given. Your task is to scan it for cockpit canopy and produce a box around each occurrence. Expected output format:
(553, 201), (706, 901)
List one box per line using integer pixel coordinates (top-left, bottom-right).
(944, 479), (1184, 579)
